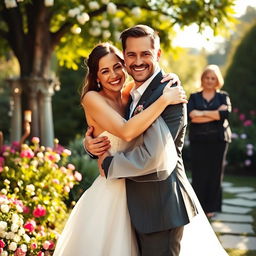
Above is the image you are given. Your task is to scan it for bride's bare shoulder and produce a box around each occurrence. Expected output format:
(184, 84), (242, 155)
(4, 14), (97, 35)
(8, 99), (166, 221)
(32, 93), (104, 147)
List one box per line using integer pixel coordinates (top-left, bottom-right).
(82, 91), (105, 106)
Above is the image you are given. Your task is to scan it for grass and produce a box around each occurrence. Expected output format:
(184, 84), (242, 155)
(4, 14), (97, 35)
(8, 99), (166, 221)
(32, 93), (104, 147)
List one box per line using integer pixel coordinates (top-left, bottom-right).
(222, 174), (256, 256)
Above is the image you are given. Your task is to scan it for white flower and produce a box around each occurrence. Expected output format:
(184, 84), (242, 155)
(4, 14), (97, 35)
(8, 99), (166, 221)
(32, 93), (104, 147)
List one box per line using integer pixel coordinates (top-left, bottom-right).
(16, 205), (23, 213)
(68, 8), (81, 18)
(101, 20), (110, 28)
(1, 251), (8, 256)
(4, 179), (10, 185)
(26, 184), (35, 193)
(103, 30), (111, 39)
(231, 133), (238, 139)
(1, 189), (7, 195)
(13, 234), (21, 243)
(112, 17), (121, 26)
(17, 0), (24, 2)
(1, 204), (10, 213)
(30, 160), (38, 167)
(0, 197), (8, 205)
(244, 159), (251, 166)
(107, 2), (117, 14)
(12, 213), (20, 223)
(89, 1), (100, 10)
(18, 228), (25, 236)
(44, 0), (54, 7)
(4, 0), (17, 9)
(78, 5), (85, 11)
(92, 20), (100, 27)
(101, 0), (109, 4)
(71, 26), (82, 34)
(240, 133), (247, 139)
(9, 241), (17, 251)
(77, 12), (90, 25)
(6, 232), (15, 239)
(246, 144), (254, 149)
(37, 152), (44, 158)
(23, 234), (31, 243)
(131, 7), (141, 17)
(247, 149), (253, 156)
(21, 244), (27, 252)
(0, 221), (7, 231)
(89, 27), (101, 36)
(0, 230), (7, 238)
(11, 224), (19, 233)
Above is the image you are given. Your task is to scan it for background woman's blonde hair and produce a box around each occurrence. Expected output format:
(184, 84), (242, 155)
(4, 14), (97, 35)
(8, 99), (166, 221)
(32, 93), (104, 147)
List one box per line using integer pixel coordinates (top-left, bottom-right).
(201, 64), (224, 90)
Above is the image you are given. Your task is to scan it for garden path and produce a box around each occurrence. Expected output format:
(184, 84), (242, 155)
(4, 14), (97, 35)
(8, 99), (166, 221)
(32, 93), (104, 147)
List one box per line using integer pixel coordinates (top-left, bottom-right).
(211, 182), (256, 251)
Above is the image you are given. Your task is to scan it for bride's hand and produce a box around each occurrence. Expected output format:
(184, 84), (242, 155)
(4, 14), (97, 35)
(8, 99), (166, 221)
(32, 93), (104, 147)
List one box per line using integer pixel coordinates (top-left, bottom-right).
(162, 85), (187, 105)
(97, 151), (110, 177)
(161, 73), (181, 87)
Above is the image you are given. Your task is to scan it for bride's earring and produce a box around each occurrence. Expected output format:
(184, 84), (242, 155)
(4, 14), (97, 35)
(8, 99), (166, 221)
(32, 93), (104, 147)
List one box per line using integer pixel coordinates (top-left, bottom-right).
(97, 81), (101, 89)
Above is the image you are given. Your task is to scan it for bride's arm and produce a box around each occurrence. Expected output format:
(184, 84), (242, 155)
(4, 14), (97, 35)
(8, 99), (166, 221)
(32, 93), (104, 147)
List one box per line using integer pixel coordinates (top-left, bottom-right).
(82, 85), (187, 142)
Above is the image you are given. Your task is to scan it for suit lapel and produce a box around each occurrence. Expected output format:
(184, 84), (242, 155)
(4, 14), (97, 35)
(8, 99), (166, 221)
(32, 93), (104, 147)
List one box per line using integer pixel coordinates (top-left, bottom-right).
(125, 96), (133, 120)
(131, 70), (164, 117)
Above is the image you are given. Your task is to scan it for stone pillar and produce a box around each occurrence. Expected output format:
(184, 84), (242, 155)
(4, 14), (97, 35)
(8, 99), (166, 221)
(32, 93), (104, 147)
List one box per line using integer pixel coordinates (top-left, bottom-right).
(8, 79), (22, 142)
(39, 78), (58, 147)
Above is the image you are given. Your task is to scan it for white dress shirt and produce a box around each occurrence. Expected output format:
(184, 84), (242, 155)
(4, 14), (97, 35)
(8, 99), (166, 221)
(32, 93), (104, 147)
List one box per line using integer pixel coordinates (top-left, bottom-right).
(129, 66), (161, 118)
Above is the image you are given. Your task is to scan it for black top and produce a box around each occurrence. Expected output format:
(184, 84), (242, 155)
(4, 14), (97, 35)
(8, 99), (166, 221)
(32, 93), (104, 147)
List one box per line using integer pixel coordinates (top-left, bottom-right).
(187, 91), (232, 143)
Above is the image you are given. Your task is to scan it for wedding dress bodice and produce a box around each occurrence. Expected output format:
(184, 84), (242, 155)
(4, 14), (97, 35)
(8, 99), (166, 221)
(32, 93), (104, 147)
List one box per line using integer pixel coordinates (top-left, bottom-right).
(99, 131), (130, 155)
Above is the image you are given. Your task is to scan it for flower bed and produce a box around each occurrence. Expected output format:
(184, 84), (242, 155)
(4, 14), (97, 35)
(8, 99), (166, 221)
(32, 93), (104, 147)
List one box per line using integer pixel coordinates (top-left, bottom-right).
(0, 137), (82, 255)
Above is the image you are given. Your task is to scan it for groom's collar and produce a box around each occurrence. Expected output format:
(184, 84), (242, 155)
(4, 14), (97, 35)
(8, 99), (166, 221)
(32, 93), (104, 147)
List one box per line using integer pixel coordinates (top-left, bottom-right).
(130, 66), (161, 98)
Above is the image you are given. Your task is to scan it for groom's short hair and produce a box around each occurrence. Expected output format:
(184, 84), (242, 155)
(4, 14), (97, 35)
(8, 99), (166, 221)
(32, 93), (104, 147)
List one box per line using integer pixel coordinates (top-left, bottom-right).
(120, 25), (160, 51)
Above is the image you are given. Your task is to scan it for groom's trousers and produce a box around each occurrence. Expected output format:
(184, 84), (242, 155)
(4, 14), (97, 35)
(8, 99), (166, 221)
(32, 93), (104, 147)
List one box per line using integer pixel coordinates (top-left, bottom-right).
(136, 226), (184, 256)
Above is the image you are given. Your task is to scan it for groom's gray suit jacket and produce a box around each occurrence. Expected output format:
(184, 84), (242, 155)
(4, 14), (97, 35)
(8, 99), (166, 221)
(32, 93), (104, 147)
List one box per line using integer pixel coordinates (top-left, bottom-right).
(103, 70), (197, 234)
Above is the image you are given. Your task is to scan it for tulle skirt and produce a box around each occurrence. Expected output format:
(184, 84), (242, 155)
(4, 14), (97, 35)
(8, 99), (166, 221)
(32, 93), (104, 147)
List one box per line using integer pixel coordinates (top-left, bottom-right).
(53, 176), (138, 256)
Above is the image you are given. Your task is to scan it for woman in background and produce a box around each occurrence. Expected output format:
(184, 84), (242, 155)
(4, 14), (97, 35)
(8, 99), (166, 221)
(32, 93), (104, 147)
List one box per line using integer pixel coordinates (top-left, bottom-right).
(187, 64), (232, 218)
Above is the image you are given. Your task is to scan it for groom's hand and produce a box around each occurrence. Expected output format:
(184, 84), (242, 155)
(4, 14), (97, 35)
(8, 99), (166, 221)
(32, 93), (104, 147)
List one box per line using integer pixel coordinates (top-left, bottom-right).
(97, 151), (110, 177)
(83, 126), (111, 156)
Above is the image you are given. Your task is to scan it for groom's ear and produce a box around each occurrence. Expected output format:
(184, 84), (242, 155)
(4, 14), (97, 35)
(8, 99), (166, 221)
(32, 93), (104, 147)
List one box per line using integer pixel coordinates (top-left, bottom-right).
(157, 49), (161, 61)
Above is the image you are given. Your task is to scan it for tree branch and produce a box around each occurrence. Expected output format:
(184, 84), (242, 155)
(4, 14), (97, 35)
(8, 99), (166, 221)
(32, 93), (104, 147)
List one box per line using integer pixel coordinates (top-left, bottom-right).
(50, 21), (72, 48)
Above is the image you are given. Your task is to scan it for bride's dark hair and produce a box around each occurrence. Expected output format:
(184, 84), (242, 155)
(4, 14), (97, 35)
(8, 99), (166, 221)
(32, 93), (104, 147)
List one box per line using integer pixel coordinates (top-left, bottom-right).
(80, 42), (124, 102)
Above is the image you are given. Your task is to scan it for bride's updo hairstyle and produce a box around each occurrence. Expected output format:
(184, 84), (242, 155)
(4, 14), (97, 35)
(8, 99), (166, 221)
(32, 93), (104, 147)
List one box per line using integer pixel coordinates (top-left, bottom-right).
(80, 42), (124, 101)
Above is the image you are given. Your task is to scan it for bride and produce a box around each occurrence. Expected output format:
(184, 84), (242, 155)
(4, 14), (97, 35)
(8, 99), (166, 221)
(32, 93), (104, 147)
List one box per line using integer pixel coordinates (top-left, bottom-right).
(53, 42), (187, 256)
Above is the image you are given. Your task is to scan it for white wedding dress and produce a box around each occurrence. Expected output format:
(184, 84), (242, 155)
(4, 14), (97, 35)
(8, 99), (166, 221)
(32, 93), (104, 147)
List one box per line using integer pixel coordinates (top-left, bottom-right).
(53, 131), (138, 256)
(53, 130), (228, 256)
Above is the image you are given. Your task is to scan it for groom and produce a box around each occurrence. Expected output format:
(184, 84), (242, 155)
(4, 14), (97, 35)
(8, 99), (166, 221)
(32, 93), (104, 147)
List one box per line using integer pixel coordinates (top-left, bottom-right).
(85, 25), (197, 256)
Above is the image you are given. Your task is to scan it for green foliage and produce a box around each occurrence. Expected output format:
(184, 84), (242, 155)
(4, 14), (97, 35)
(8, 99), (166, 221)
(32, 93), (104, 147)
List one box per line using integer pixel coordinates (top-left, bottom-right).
(53, 63), (86, 145)
(0, 0), (236, 70)
(224, 24), (256, 114)
(0, 137), (81, 255)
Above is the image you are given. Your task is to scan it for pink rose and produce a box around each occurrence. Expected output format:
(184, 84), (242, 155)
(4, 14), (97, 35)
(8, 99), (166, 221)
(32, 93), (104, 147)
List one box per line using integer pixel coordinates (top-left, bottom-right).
(37, 252), (44, 256)
(30, 243), (37, 250)
(239, 113), (245, 121)
(31, 137), (40, 144)
(48, 240), (55, 250)
(74, 171), (82, 181)
(22, 206), (30, 214)
(243, 120), (253, 127)
(0, 240), (6, 248)
(14, 248), (26, 256)
(43, 241), (51, 250)
(24, 220), (36, 232)
(33, 205), (47, 218)
(20, 149), (34, 158)
(67, 163), (75, 171)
